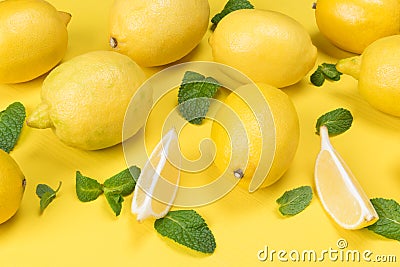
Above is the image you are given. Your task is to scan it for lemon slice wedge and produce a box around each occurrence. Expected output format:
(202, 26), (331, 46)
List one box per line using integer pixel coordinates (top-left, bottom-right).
(315, 126), (378, 229)
(131, 128), (181, 222)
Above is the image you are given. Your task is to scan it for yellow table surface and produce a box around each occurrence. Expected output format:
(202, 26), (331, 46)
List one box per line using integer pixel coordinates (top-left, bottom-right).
(1, 0), (400, 266)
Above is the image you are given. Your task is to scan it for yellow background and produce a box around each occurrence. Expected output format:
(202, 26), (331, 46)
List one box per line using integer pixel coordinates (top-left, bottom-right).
(1, 0), (400, 266)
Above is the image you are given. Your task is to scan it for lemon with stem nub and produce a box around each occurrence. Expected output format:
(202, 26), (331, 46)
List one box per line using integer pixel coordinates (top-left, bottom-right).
(0, 0), (71, 83)
(26, 51), (150, 150)
(211, 83), (300, 191)
(0, 150), (26, 224)
(109, 0), (210, 67)
(336, 35), (400, 117)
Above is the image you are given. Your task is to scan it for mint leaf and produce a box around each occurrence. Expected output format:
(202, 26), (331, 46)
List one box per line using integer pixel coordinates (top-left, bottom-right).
(320, 63), (342, 81)
(0, 102), (26, 153)
(104, 192), (124, 216)
(315, 108), (353, 136)
(310, 67), (325, 87)
(36, 181), (62, 212)
(367, 198), (400, 241)
(211, 0), (254, 28)
(103, 166), (139, 196)
(276, 186), (313, 216)
(178, 71), (220, 125)
(154, 210), (216, 253)
(310, 63), (342, 86)
(75, 171), (103, 202)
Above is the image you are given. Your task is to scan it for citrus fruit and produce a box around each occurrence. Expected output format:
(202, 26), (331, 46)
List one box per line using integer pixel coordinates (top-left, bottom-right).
(0, 150), (26, 224)
(314, 0), (400, 54)
(26, 51), (151, 150)
(131, 128), (181, 222)
(211, 83), (300, 191)
(0, 0), (71, 83)
(315, 126), (378, 229)
(209, 9), (317, 88)
(336, 35), (400, 117)
(109, 0), (210, 67)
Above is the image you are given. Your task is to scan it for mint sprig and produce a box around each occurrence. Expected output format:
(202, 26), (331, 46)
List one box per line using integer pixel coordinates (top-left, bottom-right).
(211, 0), (254, 29)
(310, 63), (342, 87)
(36, 181), (62, 212)
(276, 186), (313, 216)
(75, 166), (140, 216)
(367, 198), (400, 241)
(0, 102), (26, 153)
(316, 108), (353, 136)
(178, 71), (220, 125)
(154, 210), (216, 254)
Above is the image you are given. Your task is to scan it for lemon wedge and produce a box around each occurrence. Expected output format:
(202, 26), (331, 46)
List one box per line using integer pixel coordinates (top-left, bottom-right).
(315, 126), (378, 229)
(131, 128), (181, 222)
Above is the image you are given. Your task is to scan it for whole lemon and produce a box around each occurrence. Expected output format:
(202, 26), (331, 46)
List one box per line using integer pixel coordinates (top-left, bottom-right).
(209, 9), (317, 88)
(336, 35), (400, 117)
(109, 0), (210, 67)
(0, 0), (71, 83)
(314, 0), (400, 54)
(26, 51), (151, 150)
(211, 83), (300, 191)
(0, 150), (26, 224)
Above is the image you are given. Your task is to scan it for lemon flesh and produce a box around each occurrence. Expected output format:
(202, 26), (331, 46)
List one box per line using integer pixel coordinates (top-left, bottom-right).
(27, 51), (151, 150)
(315, 0), (400, 54)
(0, 0), (70, 83)
(211, 83), (300, 191)
(336, 35), (400, 117)
(0, 150), (26, 224)
(209, 9), (317, 88)
(109, 0), (210, 67)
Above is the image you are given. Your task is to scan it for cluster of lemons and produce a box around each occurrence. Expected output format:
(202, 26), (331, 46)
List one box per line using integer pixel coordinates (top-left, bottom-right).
(1, 0), (399, 227)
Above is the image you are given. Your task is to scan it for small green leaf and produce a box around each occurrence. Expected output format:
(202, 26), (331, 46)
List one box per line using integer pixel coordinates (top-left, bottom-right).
(0, 102), (26, 153)
(367, 198), (400, 241)
(310, 67), (325, 87)
(36, 181), (62, 212)
(276, 186), (313, 216)
(315, 108), (353, 136)
(75, 171), (103, 202)
(178, 71), (220, 125)
(36, 184), (55, 198)
(211, 0), (254, 29)
(104, 192), (124, 216)
(103, 166), (139, 196)
(154, 210), (216, 254)
(320, 63), (342, 81)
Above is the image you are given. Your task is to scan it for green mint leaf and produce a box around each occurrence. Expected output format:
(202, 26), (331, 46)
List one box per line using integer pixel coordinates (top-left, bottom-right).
(310, 67), (325, 87)
(36, 184), (55, 198)
(75, 171), (103, 202)
(0, 102), (26, 153)
(367, 198), (400, 241)
(211, 0), (254, 28)
(178, 71), (220, 125)
(276, 186), (313, 216)
(154, 210), (216, 254)
(36, 181), (62, 212)
(315, 108), (353, 136)
(103, 166), (140, 196)
(104, 192), (124, 216)
(320, 63), (342, 81)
